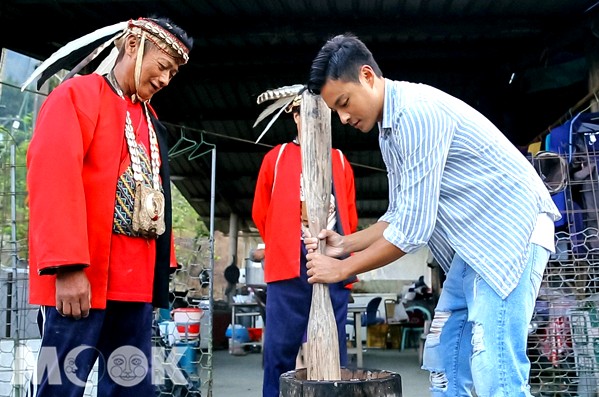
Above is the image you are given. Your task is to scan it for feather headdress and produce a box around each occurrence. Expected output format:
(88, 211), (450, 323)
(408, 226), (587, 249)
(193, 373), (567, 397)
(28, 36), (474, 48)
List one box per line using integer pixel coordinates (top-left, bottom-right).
(253, 84), (306, 144)
(20, 17), (193, 92)
(20, 21), (128, 91)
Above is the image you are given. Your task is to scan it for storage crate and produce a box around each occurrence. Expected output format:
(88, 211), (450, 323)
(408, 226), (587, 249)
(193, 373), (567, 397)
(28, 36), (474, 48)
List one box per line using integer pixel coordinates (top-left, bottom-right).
(366, 324), (402, 349)
(367, 324), (388, 348)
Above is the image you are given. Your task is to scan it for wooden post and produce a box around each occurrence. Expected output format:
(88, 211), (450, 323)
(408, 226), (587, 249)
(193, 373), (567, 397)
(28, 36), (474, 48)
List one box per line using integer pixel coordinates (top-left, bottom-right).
(300, 91), (341, 380)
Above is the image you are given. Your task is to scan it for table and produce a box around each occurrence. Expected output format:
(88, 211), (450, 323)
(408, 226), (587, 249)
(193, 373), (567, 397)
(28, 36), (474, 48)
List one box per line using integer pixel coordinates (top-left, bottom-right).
(230, 302), (263, 350)
(347, 304), (367, 368)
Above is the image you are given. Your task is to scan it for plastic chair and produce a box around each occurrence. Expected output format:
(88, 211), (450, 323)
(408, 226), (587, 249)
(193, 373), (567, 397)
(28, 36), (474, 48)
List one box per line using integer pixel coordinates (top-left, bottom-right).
(400, 305), (432, 351)
(347, 297), (385, 327)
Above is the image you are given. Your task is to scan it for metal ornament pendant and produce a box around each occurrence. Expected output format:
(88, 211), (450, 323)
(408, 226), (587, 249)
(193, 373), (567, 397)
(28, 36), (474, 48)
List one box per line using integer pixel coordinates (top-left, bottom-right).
(132, 182), (166, 238)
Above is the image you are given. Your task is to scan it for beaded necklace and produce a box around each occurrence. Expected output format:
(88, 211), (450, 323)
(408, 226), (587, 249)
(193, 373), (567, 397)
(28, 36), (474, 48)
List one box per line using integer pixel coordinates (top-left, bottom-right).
(108, 70), (161, 190)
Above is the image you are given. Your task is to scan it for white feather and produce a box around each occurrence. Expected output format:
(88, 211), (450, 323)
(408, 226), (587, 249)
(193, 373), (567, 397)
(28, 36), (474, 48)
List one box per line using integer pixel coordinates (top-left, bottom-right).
(21, 21), (128, 91)
(62, 32), (123, 82)
(254, 95), (295, 144)
(253, 96), (292, 128)
(94, 47), (119, 77)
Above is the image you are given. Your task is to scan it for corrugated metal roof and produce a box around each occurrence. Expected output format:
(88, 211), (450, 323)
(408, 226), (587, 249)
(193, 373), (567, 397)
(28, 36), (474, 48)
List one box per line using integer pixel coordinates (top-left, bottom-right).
(0, 0), (596, 231)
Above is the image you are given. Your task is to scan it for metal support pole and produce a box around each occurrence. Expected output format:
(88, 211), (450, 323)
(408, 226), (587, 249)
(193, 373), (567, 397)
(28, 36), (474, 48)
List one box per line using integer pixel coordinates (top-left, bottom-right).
(207, 147), (216, 397)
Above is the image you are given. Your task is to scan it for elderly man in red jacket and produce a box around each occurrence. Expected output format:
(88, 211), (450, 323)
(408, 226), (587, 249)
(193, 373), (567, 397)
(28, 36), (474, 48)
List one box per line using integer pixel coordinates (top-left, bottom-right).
(25, 16), (192, 397)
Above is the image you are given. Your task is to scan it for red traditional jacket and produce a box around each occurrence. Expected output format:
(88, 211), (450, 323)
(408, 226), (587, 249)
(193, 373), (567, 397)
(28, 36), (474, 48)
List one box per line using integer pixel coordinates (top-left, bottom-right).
(252, 141), (358, 283)
(26, 73), (175, 309)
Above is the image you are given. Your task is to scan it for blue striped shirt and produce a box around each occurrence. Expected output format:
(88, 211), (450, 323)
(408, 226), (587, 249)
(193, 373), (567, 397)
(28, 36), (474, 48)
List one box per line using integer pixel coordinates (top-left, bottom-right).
(378, 80), (561, 298)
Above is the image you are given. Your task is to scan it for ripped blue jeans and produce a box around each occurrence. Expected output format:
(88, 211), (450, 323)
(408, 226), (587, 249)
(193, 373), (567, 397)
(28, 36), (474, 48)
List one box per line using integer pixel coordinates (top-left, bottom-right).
(422, 243), (549, 397)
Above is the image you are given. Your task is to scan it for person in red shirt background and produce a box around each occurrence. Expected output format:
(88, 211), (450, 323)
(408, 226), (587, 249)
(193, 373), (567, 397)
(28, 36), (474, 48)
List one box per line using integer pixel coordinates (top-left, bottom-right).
(252, 91), (358, 397)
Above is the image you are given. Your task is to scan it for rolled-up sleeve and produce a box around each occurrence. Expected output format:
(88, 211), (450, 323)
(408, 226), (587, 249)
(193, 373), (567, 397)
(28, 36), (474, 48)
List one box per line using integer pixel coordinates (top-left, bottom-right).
(379, 100), (454, 253)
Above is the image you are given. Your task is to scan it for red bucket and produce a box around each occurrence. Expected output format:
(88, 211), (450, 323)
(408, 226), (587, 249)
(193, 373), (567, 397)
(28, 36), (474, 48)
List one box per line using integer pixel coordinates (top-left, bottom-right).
(172, 308), (204, 340)
(248, 327), (263, 342)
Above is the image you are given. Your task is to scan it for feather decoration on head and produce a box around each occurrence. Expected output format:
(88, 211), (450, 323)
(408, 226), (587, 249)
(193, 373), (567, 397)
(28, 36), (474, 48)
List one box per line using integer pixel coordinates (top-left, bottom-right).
(20, 21), (128, 91)
(61, 37), (121, 83)
(253, 84), (306, 144)
(20, 17), (193, 92)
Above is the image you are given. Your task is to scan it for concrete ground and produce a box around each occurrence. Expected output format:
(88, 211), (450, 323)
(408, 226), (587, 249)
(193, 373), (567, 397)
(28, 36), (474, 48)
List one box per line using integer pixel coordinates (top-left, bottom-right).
(212, 346), (429, 397)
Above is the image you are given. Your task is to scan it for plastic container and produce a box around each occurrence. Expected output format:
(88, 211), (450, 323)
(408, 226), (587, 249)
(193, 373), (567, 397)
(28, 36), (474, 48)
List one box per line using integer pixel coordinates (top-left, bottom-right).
(173, 340), (199, 376)
(248, 327), (263, 342)
(172, 308), (204, 340)
(225, 324), (250, 343)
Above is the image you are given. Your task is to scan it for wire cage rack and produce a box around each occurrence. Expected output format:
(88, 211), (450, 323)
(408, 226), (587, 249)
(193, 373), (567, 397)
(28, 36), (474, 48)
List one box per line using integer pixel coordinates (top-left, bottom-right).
(0, 72), (39, 397)
(528, 114), (599, 396)
(154, 236), (213, 397)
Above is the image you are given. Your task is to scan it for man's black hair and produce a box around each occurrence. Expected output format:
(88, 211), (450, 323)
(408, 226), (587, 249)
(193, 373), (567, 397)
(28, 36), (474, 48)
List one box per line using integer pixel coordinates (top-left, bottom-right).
(149, 16), (194, 52)
(307, 33), (382, 95)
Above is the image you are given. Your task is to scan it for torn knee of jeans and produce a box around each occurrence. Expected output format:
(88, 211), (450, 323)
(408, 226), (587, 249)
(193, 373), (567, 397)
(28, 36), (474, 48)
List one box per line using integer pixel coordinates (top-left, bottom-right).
(430, 371), (448, 390)
(429, 311), (449, 344)
(471, 322), (485, 355)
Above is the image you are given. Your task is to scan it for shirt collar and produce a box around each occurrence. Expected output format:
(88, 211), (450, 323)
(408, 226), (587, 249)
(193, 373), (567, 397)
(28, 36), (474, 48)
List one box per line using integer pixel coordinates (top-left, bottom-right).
(379, 78), (394, 137)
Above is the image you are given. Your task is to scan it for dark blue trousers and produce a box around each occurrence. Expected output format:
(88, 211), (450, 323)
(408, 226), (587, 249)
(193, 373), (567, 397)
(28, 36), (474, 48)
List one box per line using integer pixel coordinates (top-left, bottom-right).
(32, 301), (155, 397)
(262, 242), (350, 397)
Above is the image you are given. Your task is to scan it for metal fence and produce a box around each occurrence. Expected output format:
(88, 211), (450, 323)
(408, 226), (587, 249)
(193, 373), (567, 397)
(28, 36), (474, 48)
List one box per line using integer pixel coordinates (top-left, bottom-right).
(0, 57), (38, 395)
(0, 239), (215, 397)
(528, 129), (599, 396)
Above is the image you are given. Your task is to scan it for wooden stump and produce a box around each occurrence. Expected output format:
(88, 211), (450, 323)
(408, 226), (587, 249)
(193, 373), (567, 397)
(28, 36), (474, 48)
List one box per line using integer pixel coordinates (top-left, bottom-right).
(280, 367), (403, 397)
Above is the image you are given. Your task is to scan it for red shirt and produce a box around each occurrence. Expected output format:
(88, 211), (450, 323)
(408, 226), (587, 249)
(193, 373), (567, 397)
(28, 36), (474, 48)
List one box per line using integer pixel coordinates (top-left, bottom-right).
(27, 74), (174, 308)
(252, 142), (358, 283)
